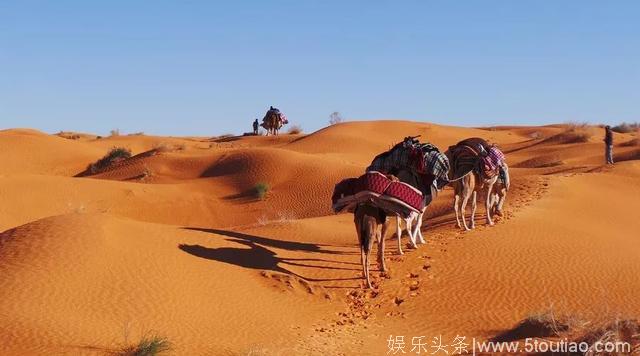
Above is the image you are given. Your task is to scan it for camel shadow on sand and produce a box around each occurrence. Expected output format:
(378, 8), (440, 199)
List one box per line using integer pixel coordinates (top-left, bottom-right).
(179, 228), (360, 283)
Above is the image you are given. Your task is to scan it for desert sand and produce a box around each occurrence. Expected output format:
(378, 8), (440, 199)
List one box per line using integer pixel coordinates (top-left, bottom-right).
(0, 121), (639, 355)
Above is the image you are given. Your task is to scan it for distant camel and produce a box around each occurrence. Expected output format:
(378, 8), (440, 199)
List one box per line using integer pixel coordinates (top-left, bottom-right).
(261, 110), (284, 136)
(447, 138), (507, 231)
(354, 203), (387, 289)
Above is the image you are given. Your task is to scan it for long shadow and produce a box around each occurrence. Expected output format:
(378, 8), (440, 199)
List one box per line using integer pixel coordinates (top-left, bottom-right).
(184, 227), (346, 255)
(179, 230), (359, 282)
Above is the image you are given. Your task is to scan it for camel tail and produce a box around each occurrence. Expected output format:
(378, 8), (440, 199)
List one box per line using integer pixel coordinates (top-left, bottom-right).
(360, 217), (373, 255)
(355, 206), (374, 254)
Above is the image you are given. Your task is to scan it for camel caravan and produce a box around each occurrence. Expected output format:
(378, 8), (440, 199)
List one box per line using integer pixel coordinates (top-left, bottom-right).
(332, 136), (509, 288)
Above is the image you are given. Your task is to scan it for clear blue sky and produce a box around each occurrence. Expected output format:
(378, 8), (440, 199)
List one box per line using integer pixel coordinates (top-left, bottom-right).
(1, 1), (638, 136)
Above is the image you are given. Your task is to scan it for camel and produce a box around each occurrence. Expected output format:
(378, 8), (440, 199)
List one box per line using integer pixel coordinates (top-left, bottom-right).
(261, 109), (285, 136)
(354, 170), (430, 288)
(391, 208), (427, 255)
(386, 168), (425, 254)
(354, 203), (387, 289)
(380, 168), (432, 255)
(447, 138), (508, 231)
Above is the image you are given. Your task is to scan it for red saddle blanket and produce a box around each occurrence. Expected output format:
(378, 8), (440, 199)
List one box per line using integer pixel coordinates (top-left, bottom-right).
(332, 171), (423, 217)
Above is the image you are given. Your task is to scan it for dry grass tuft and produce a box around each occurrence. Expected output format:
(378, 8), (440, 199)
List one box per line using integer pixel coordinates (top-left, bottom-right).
(86, 147), (132, 174)
(611, 122), (640, 134)
(57, 131), (81, 140)
(492, 309), (640, 354)
(117, 334), (171, 356)
(545, 122), (592, 144)
(287, 125), (303, 134)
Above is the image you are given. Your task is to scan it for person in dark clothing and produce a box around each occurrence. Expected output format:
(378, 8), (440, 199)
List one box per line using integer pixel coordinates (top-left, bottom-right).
(253, 119), (259, 135)
(604, 125), (614, 164)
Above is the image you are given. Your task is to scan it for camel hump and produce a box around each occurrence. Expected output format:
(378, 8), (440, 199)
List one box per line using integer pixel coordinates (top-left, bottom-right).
(456, 137), (491, 152)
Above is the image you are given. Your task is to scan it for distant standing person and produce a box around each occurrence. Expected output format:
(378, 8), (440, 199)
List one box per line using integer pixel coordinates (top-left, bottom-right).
(604, 125), (614, 164)
(253, 119), (259, 135)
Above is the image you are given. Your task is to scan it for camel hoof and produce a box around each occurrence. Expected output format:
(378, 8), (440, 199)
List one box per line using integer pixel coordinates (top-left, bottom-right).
(487, 221), (495, 226)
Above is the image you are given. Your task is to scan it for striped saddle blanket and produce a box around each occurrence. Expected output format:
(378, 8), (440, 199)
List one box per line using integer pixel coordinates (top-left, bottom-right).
(448, 138), (505, 179)
(332, 171), (423, 218)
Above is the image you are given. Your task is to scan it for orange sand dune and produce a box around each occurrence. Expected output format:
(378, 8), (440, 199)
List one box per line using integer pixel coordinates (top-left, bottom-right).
(0, 120), (638, 355)
(0, 129), (103, 175)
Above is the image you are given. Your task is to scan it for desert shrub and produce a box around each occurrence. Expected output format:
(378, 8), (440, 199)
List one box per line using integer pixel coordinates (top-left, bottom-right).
(110, 129), (121, 137)
(611, 122), (640, 133)
(492, 309), (569, 342)
(128, 132), (144, 136)
(329, 112), (344, 125)
(287, 125), (303, 134)
(576, 319), (639, 355)
(118, 334), (171, 356)
(87, 147), (132, 174)
(529, 131), (542, 139)
(152, 142), (186, 153)
(492, 310), (639, 353)
(254, 182), (269, 200)
(549, 122), (592, 144)
(57, 131), (81, 140)
(152, 142), (172, 153)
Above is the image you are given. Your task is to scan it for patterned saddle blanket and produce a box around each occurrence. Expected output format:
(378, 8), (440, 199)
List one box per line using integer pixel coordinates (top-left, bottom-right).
(332, 171), (423, 218)
(448, 137), (505, 179)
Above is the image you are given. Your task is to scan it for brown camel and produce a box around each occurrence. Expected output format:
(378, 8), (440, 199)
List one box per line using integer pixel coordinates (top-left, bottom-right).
(447, 138), (507, 231)
(354, 203), (387, 289)
(261, 110), (284, 136)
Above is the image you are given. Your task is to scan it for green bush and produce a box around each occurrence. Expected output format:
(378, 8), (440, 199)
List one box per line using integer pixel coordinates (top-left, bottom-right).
(119, 334), (171, 356)
(254, 182), (269, 200)
(87, 147), (132, 174)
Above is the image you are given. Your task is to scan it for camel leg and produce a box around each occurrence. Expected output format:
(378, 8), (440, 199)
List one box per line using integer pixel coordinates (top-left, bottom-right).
(360, 246), (367, 287)
(365, 246), (373, 289)
(485, 187), (495, 226)
(396, 215), (403, 255)
(416, 212), (426, 244)
(378, 223), (387, 272)
(496, 190), (506, 216)
(406, 217), (417, 249)
(454, 194), (462, 229)
(460, 193), (471, 231)
(378, 228), (386, 272)
(470, 190), (477, 229)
